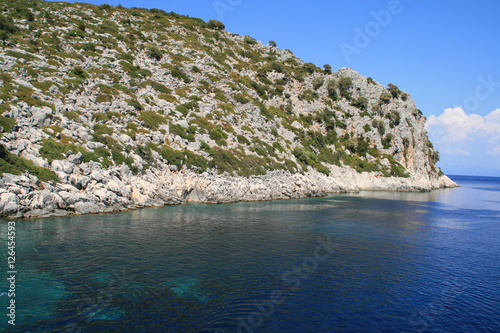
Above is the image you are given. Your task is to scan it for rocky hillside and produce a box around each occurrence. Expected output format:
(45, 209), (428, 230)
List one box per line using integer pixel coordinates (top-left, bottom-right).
(0, 0), (455, 219)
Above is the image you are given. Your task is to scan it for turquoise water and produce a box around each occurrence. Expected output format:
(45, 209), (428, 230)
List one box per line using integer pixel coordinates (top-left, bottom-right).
(1, 175), (499, 332)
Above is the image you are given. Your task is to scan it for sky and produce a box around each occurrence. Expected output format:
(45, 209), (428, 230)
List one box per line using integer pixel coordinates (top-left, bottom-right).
(55, 0), (500, 176)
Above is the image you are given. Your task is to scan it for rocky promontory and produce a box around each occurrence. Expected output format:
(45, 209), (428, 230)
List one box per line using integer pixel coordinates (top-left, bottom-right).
(0, 0), (457, 219)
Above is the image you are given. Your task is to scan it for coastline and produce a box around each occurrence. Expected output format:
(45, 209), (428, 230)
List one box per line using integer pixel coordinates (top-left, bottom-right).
(0, 164), (458, 220)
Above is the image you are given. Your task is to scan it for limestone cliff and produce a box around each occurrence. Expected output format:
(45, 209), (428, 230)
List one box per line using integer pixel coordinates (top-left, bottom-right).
(0, 0), (456, 218)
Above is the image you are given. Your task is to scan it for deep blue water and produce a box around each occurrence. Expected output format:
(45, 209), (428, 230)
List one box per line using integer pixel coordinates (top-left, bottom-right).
(1, 175), (499, 332)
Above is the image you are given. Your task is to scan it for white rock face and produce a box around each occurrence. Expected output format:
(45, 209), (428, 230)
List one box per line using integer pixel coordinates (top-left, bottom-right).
(0, 161), (456, 219)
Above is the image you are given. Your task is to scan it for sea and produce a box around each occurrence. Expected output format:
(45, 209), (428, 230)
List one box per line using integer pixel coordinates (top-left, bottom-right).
(1, 175), (499, 332)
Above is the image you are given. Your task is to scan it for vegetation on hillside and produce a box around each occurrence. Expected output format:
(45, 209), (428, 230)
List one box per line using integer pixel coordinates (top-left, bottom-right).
(0, 0), (440, 180)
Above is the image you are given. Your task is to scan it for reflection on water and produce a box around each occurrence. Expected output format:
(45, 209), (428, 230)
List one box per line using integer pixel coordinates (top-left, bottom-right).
(0, 175), (499, 332)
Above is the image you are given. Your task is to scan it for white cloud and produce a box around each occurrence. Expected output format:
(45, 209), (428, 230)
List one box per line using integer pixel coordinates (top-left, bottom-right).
(425, 107), (500, 155)
(488, 145), (500, 156)
(425, 107), (500, 176)
(485, 109), (500, 124)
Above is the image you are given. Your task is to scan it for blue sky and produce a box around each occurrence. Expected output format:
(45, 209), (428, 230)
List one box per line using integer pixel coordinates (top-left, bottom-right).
(57, 0), (500, 176)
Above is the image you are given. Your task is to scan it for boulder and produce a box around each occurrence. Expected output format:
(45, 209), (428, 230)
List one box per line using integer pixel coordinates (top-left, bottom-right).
(74, 202), (100, 214)
(51, 160), (75, 174)
(2, 202), (20, 216)
(68, 152), (83, 164)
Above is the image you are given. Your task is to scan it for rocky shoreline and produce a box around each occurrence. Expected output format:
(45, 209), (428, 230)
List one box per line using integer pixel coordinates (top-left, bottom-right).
(0, 162), (458, 220)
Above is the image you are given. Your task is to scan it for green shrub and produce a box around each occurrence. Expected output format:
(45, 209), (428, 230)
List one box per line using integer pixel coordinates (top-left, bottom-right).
(0, 15), (19, 34)
(312, 77), (324, 90)
(39, 139), (66, 162)
(338, 76), (353, 99)
(351, 157), (380, 173)
(95, 147), (110, 159)
(96, 94), (111, 103)
(299, 89), (318, 102)
(292, 146), (330, 175)
(352, 96), (369, 110)
(1, 145), (59, 183)
(68, 29), (85, 39)
(275, 78), (287, 86)
(356, 136), (369, 156)
(379, 92), (392, 104)
(111, 149), (134, 168)
(381, 134), (393, 149)
(244, 36), (257, 45)
(139, 111), (166, 130)
(80, 150), (100, 163)
(159, 146), (208, 172)
(388, 83), (401, 99)
(94, 124), (113, 136)
(170, 68), (191, 83)
(158, 94), (177, 103)
(385, 110), (401, 126)
(382, 155), (409, 177)
(63, 111), (79, 121)
(390, 162), (409, 177)
(234, 94), (249, 104)
(315, 164), (330, 175)
(236, 134), (250, 145)
(0, 116), (16, 133)
(32, 81), (54, 92)
(207, 19), (225, 30)
(303, 62), (318, 74)
(199, 141), (214, 155)
(429, 149), (440, 165)
(81, 42), (96, 52)
(175, 101), (198, 116)
(147, 81), (171, 94)
(209, 126), (228, 145)
(69, 67), (88, 79)
(215, 91), (227, 102)
(169, 123), (195, 142)
(146, 46), (163, 61)
(242, 126), (254, 134)
(126, 99), (142, 111)
(368, 147), (380, 158)
(98, 20), (118, 34)
(92, 112), (121, 122)
(326, 79), (338, 100)
(5, 50), (37, 62)
(263, 61), (284, 74)
(0, 31), (8, 46)
(293, 146), (317, 165)
(372, 120), (385, 136)
(372, 104), (382, 115)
